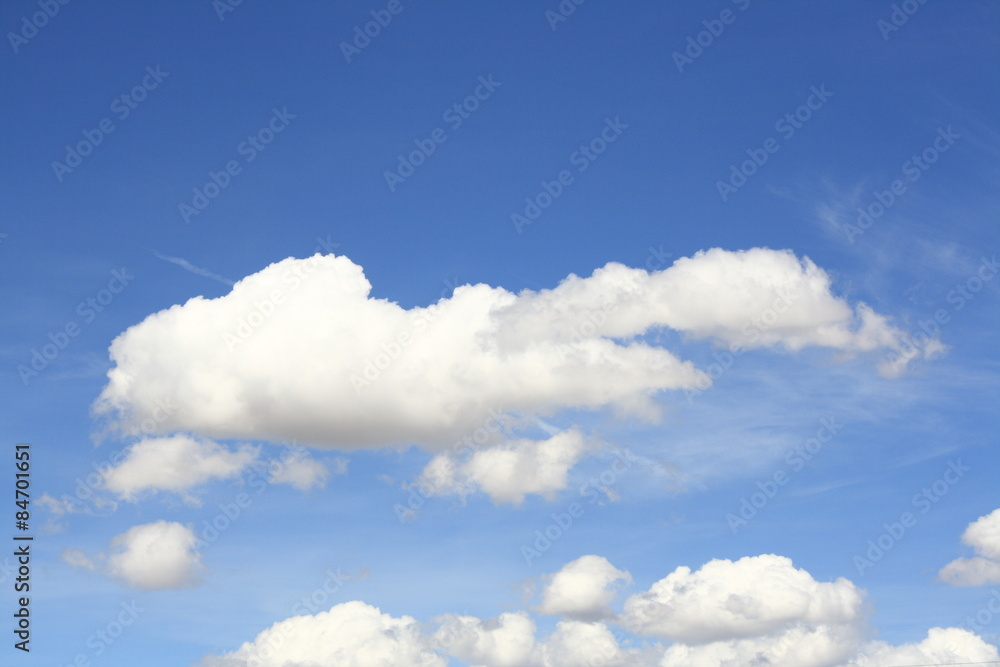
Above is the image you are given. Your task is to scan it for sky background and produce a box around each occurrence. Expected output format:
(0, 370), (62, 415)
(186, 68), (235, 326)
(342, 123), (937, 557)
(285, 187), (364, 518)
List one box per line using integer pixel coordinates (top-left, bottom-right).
(1, 1), (999, 666)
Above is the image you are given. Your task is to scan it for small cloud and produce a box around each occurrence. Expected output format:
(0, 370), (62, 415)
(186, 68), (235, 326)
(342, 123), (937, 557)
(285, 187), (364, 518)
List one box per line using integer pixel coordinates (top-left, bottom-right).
(103, 436), (259, 502)
(62, 548), (96, 571)
(65, 521), (204, 590)
(416, 430), (590, 505)
(538, 555), (631, 621)
(269, 449), (342, 491)
(107, 521), (203, 590)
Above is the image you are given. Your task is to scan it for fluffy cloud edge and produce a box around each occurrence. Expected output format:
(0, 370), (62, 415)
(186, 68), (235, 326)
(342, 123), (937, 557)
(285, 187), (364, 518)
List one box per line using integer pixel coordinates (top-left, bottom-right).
(538, 554), (632, 620)
(940, 508), (1000, 586)
(102, 435), (259, 502)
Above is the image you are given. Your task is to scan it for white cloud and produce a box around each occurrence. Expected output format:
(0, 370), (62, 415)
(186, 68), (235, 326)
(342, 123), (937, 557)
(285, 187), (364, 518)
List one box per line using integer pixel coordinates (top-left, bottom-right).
(621, 554), (863, 644)
(269, 448), (336, 491)
(939, 557), (1000, 587)
(658, 622), (861, 667)
(539, 555), (632, 620)
(852, 627), (1000, 666)
(94, 437), (341, 503)
(202, 600), (445, 667)
(434, 614), (652, 667)
(106, 520), (202, 590)
(538, 620), (639, 667)
(961, 508), (1000, 560)
(495, 248), (901, 355)
(434, 612), (539, 667)
(102, 435), (258, 501)
(417, 429), (588, 505)
(940, 508), (1000, 586)
(198, 552), (996, 667)
(94, 249), (925, 452)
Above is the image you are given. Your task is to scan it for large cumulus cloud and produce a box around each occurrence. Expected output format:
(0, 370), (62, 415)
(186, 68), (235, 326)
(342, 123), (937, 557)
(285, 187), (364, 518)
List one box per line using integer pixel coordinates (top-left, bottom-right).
(94, 248), (928, 452)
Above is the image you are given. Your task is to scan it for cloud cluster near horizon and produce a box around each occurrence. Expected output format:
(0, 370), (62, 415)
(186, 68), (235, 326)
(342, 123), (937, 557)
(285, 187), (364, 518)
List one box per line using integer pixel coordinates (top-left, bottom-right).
(197, 553), (998, 667)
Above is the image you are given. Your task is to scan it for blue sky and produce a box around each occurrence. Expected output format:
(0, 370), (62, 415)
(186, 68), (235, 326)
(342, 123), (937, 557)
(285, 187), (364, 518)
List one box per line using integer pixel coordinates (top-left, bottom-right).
(2, 1), (1000, 666)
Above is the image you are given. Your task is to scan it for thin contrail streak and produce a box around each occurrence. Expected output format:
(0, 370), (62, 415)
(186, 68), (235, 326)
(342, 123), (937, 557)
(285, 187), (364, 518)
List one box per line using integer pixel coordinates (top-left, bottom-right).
(150, 250), (236, 287)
